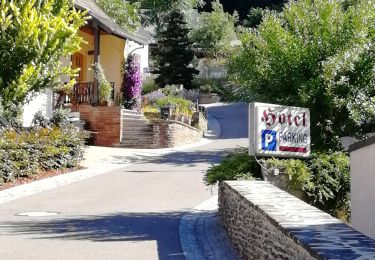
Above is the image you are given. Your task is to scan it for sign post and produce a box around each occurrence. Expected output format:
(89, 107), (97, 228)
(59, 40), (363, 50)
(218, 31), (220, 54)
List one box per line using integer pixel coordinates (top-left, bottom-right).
(249, 102), (310, 158)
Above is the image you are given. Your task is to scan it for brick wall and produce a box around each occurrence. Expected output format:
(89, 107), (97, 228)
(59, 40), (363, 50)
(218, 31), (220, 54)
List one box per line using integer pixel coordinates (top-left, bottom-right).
(72, 104), (122, 146)
(153, 120), (203, 148)
(219, 181), (375, 260)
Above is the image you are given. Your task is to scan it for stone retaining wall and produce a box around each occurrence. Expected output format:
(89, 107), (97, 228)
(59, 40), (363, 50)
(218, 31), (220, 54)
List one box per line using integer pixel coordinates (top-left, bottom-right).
(153, 120), (203, 148)
(219, 181), (375, 260)
(72, 104), (122, 146)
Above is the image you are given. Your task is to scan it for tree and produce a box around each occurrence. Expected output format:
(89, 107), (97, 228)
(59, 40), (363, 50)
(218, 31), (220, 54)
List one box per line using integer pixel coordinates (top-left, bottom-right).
(191, 0), (238, 59)
(0, 0), (86, 110)
(96, 0), (141, 32)
(228, 0), (375, 151)
(130, 0), (203, 35)
(243, 7), (263, 28)
(155, 11), (199, 89)
(122, 56), (142, 109)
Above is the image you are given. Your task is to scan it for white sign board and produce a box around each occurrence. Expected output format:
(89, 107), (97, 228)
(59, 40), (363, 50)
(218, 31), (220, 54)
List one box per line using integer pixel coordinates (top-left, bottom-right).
(249, 102), (311, 158)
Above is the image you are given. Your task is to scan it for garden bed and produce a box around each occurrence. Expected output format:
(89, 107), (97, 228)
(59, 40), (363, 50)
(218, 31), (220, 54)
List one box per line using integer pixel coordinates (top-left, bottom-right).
(0, 166), (84, 191)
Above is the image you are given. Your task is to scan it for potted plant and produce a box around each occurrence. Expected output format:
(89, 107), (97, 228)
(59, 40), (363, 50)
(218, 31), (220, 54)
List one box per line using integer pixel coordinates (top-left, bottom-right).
(99, 81), (112, 106)
(92, 63), (112, 106)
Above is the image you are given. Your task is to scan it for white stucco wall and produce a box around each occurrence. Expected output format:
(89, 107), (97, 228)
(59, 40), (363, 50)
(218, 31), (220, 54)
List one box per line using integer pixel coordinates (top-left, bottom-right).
(351, 139), (375, 239)
(22, 89), (53, 127)
(125, 40), (149, 76)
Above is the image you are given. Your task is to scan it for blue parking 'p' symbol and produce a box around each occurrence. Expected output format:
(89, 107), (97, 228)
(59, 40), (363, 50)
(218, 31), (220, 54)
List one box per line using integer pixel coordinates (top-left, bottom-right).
(262, 130), (277, 151)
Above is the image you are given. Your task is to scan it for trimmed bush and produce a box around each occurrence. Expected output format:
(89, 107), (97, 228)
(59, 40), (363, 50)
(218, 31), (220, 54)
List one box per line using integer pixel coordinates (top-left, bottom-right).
(204, 151), (350, 221)
(156, 96), (194, 117)
(204, 152), (262, 185)
(261, 152), (350, 221)
(0, 126), (88, 184)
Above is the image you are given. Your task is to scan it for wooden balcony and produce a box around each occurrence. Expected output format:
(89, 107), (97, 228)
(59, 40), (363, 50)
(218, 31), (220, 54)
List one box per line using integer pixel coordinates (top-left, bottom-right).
(54, 82), (115, 107)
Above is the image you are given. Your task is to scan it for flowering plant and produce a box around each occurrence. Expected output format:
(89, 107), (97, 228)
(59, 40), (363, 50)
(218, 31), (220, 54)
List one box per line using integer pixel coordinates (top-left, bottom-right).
(122, 56), (142, 109)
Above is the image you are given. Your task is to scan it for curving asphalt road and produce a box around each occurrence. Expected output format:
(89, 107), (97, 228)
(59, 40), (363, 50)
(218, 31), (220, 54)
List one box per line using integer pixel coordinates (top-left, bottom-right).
(0, 103), (248, 260)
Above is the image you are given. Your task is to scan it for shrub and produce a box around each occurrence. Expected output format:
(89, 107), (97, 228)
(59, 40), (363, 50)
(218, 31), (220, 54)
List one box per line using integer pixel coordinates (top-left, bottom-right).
(144, 91), (166, 105)
(141, 105), (160, 121)
(156, 96), (194, 117)
(261, 152), (350, 221)
(32, 111), (50, 128)
(204, 151), (262, 185)
(262, 158), (312, 191)
(306, 152), (350, 220)
(0, 126), (88, 184)
(161, 85), (183, 97)
(142, 78), (158, 95)
(122, 56), (142, 109)
(181, 89), (199, 103)
(92, 63), (112, 103)
(50, 108), (70, 126)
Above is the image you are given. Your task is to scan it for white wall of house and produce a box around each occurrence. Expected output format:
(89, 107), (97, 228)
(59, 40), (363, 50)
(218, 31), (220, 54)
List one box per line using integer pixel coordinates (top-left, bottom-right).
(125, 40), (149, 76)
(350, 137), (375, 239)
(22, 89), (53, 127)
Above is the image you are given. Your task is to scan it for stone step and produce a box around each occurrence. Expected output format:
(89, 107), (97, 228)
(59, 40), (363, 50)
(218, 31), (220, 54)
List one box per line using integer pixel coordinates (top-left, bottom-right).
(122, 124), (153, 128)
(115, 143), (155, 149)
(122, 133), (153, 137)
(122, 116), (149, 123)
(122, 114), (144, 120)
(122, 136), (154, 141)
(122, 109), (139, 115)
(122, 119), (151, 125)
(120, 140), (154, 147)
(121, 137), (154, 142)
(122, 127), (153, 132)
(122, 129), (153, 133)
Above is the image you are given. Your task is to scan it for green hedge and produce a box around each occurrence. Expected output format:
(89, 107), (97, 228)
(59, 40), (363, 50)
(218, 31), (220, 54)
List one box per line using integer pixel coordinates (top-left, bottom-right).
(204, 151), (350, 221)
(0, 126), (88, 183)
(204, 152), (262, 185)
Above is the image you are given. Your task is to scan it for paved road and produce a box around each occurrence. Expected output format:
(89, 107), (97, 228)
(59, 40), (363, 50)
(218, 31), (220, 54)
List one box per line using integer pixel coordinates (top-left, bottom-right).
(0, 103), (248, 260)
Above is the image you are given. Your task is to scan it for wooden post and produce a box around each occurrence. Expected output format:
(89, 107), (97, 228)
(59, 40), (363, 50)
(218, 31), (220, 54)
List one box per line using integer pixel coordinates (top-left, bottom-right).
(93, 22), (100, 104)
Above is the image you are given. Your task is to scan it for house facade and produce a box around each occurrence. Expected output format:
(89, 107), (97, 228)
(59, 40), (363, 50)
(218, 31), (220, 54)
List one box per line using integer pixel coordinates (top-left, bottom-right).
(22, 0), (151, 126)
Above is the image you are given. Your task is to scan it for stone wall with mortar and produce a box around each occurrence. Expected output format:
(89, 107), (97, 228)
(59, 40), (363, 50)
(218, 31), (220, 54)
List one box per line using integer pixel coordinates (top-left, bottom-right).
(153, 120), (203, 148)
(72, 104), (122, 146)
(219, 181), (375, 260)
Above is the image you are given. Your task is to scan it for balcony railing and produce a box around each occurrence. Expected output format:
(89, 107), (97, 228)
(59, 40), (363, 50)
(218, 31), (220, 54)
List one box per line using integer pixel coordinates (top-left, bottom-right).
(54, 82), (115, 107)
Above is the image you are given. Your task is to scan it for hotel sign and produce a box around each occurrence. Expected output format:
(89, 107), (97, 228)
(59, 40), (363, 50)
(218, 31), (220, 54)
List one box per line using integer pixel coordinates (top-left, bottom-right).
(249, 102), (311, 158)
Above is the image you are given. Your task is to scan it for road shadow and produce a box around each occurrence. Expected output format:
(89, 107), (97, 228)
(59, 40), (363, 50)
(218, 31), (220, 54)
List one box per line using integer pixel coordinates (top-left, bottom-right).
(0, 212), (187, 260)
(109, 146), (246, 168)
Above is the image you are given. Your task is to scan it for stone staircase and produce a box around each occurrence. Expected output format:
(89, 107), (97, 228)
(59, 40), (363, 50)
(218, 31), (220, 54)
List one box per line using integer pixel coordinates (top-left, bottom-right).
(120, 109), (155, 148)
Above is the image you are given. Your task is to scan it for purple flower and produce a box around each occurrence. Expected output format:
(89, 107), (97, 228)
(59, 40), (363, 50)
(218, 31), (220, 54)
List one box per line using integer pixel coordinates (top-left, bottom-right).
(144, 91), (166, 104)
(122, 56), (142, 109)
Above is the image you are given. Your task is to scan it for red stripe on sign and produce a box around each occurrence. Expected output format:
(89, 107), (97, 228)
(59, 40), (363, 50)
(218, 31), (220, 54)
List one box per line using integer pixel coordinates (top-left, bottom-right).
(279, 146), (307, 153)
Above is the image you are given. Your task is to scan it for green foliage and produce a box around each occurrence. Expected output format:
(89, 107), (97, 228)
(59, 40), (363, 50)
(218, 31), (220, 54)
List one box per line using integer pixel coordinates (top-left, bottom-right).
(142, 78), (159, 94)
(262, 152), (350, 221)
(50, 108), (70, 126)
(96, 0), (141, 31)
(263, 158), (312, 191)
(156, 96), (194, 117)
(306, 152), (350, 219)
(243, 7), (264, 28)
(229, 0), (375, 151)
(0, 126), (88, 184)
(0, 0), (86, 109)
(155, 11), (199, 89)
(32, 111), (50, 128)
(204, 152), (262, 185)
(191, 0), (238, 59)
(92, 63), (112, 103)
(131, 0), (203, 35)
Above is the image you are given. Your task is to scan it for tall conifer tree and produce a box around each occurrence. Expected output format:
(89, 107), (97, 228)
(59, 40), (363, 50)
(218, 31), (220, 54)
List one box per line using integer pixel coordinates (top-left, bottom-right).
(155, 11), (198, 89)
